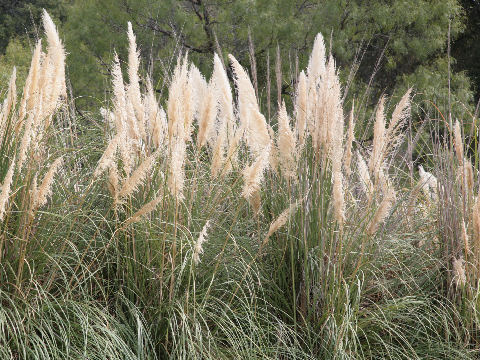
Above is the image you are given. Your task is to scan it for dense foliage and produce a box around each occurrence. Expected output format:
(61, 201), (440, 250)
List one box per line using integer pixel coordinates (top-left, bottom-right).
(1, 4), (480, 360)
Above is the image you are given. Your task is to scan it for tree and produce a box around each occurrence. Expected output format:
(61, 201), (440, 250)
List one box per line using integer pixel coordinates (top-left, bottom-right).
(452, 0), (480, 100)
(63, 0), (471, 119)
(0, 0), (66, 53)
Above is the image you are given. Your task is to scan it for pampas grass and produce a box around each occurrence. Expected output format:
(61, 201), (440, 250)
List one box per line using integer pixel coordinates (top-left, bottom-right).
(193, 220), (210, 264)
(0, 14), (477, 360)
(295, 71), (307, 147)
(33, 156), (63, 210)
(277, 101), (296, 179)
(242, 144), (271, 200)
(0, 156), (15, 221)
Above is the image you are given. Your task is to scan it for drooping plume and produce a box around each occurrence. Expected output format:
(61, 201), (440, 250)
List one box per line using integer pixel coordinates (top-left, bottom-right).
(33, 156), (63, 210)
(242, 144), (271, 200)
(0, 156), (15, 221)
(384, 88), (412, 158)
(193, 220), (211, 265)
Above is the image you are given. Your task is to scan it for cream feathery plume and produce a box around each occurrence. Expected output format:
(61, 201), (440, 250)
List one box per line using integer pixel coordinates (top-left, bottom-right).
(306, 34), (327, 150)
(0, 155), (15, 221)
(188, 64), (206, 128)
(457, 157), (474, 198)
(326, 61), (345, 227)
(263, 202), (298, 246)
(307, 33), (326, 87)
(248, 107), (271, 156)
(367, 186), (395, 236)
(152, 105), (168, 149)
(37, 48), (52, 120)
(418, 165), (438, 201)
(454, 120), (464, 163)
(197, 79), (217, 149)
(182, 64), (195, 142)
(93, 136), (119, 178)
(357, 151), (373, 199)
(107, 164), (120, 202)
(212, 53), (236, 147)
(17, 108), (36, 171)
(111, 53), (134, 175)
(295, 70), (307, 147)
(242, 144), (271, 200)
(228, 54), (259, 118)
(268, 124), (279, 173)
(19, 40), (42, 127)
(378, 167), (396, 200)
(324, 56), (343, 153)
(125, 189), (164, 226)
(193, 220), (211, 265)
(168, 123), (186, 200)
(452, 258), (466, 287)
(0, 67), (16, 140)
(384, 88), (411, 157)
(117, 150), (159, 201)
(126, 22), (145, 141)
(42, 10), (66, 114)
(211, 120), (227, 177)
(167, 56), (188, 141)
(344, 101), (355, 176)
(277, 101), (296, 179)
(369, 96), (386, 180)
(229, 55), (270, 155)
(126, 96), (141, 141)
(33, 156), (62, 209)
(222, 127), (242, 175)
(144, 78), (167, 149)
(112, 52), (127, 131)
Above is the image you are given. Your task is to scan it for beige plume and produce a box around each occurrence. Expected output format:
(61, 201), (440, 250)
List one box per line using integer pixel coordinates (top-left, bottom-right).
(242, 144), (271, 200)
(33, 156), (62, 210)
(277, 101), (296, 179)
(0, 156), (16, 221)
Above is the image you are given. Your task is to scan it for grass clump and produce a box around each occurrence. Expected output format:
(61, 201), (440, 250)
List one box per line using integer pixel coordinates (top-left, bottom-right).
(0, 11), (478, 359)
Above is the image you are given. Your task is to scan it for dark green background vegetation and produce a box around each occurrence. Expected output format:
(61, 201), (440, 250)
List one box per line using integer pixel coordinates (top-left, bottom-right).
(0, 0), (478, 121)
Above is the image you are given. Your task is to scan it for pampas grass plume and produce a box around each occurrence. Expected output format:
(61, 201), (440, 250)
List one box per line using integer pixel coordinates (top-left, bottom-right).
(370, 96), (386, 179)
(454, 120), (464, 163)
(118, 150), (159, 201)
(277, 101), (296, 179)
(295, 70), (307, 146)
(125, 190), (164, 226)
(242, 144), (271, 200)
(0, 156), (15, 221)
(263, 202), (298, 246)
(193, 220), (210, 264)
(34, 156), (62, 209)
(367, 187), (395, 235)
